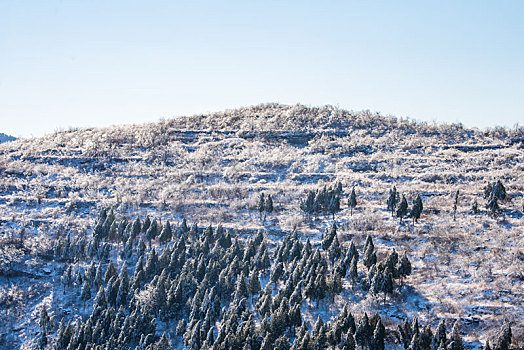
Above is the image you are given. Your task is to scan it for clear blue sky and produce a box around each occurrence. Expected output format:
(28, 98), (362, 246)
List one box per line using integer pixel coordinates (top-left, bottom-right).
(1, 1), (523, 137)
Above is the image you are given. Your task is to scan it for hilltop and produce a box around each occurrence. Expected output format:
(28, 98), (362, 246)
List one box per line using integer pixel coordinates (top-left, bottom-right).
(0, 104), (522, 349)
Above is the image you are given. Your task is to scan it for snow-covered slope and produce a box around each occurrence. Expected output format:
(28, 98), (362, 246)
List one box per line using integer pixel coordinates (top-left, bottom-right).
(0, 104), (522, 349)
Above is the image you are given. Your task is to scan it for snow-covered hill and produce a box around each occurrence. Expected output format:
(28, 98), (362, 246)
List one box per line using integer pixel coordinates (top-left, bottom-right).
(0, 104), (522, 349)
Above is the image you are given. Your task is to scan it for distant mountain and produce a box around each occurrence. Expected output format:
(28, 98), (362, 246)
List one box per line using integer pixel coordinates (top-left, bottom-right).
(0, 132), (16, 143)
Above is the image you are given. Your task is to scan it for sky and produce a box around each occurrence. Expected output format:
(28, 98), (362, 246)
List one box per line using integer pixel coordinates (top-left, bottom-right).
(1, 0), (523, 138)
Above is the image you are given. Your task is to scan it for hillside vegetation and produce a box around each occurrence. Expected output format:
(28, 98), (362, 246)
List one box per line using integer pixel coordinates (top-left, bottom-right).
(0, 104), (523, 349)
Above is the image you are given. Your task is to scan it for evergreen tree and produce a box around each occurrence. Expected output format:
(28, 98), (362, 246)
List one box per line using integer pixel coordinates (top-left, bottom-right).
(349, 187), (357, 216)
(80, 280), (92, 310)
(343, 331), (356, 350)
(247, 271), (262, 298)
(373, 320), (386, 350)
(387, 186), (399, 217)
(411, 195), (423, 225)
(301, 191), (316, 216)
(104, 261), (118, 283)
(38, 328), (47, 350)
(486, 195), (500, 217)
(348, 255), (358, 285)
(322, 223), (337, 251)
(142, 216), (151, 233)
(39, 305), (50, 332)
(131, 217), (141, 239)
(159, 221), (173, 242)
(363, 242), (377, 269)
(397, 195), (408, 223)
(328, 235), (342, 263)
(258, 193), (266, 220)
(434, 320), (447, 349)
(328, 193), (341, 219)
(355, 313), (372, 350)
(265, 194), (274, 215)
(449, 320), (464, 350)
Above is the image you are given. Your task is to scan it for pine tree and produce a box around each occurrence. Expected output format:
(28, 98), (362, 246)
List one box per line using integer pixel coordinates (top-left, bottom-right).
(435, 320), (447, 349)
(247, 271), (262, 298)
(301, 191), (316, 216)
(38, 328), (47, 350)
(61, 265), (72, 294)
(159, 221), (173, 242)
(322, 223), (337, 250)
(411, 194), (423, 225)
(449, 320), (464, 350)
(355, 313), (372, 350)
(382, 271), (393, 303)
(274, 335), (291, 350)
(349, 187), (357, 216)
(387, 186), (399, 216)
(486, 195), (500, 217)
(397, 195), (408, 223)
(39, 305), (50, 332)
(373, 320), (386, 350)
(104, 261), (118, 283)
(343, 331), (356, 350)
(233, 272), (249, 303)
(258, 193), (266, 220)
(80, 280), (92, 310)
(265, 194), (274, 215)
(328, 235), (342, 263)
(348, 255), (358, 285)
(328, 193), (341, 219)
(363, 242), (377, 269)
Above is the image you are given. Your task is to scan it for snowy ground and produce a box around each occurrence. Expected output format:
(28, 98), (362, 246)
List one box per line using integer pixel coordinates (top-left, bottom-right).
(0, 104), (523, 348)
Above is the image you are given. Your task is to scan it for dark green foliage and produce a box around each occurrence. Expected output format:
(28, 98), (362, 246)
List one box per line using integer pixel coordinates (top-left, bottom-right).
(322, 222), (338, 251)
(363, 236), (377, 269)
(355, 313), (372, 349)
(39, 305), (50, 331)
(52, 208), (424, 350)
(266, 194), (274, 214)
(258, 193), (266, 218)
(373, 320), (386, 350)
(397, 195), (408, 223)
(411, 194), (423, 224)
(158, 221), (172, 242)
(301, 183), (342, 218)
(486, 195), (500, 217)
(387, 186), (399, 216)
(449, 320), (464, 350)
(484, 180), (506, 201)
(484, 180), (507, 217)
(349, 187), (357, 216)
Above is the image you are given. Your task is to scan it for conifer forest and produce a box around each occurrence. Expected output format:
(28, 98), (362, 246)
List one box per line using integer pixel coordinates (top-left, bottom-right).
(0, 104), (522, 349)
